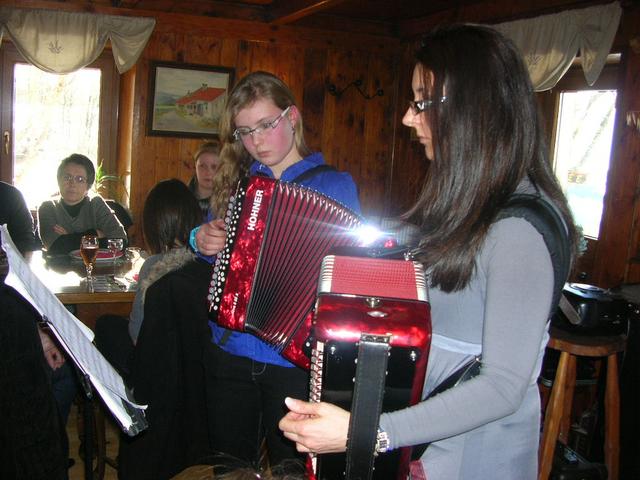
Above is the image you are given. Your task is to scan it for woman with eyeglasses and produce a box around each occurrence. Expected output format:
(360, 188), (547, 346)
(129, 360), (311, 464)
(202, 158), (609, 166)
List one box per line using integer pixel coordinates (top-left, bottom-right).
(37, 153), (126, 255)
(279, 25), (579, 480)
(190, 71), (360, 468)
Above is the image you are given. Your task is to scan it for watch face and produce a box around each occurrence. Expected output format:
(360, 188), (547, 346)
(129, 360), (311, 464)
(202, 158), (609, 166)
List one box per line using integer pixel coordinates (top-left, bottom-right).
(376, 428), (390, 453)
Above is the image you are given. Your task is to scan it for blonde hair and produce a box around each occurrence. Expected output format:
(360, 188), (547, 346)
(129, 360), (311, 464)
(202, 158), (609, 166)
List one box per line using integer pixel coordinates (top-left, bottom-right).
(209, 71), (310, 217)
(194, 140), (221, 164)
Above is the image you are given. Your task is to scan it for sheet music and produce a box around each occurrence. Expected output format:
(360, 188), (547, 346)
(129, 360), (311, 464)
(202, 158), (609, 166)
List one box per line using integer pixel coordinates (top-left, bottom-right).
(1, 224), (147, 435)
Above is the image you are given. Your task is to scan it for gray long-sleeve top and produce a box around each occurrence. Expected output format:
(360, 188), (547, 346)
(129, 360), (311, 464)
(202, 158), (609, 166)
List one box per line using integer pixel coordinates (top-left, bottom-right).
(380, 214), (554, 479)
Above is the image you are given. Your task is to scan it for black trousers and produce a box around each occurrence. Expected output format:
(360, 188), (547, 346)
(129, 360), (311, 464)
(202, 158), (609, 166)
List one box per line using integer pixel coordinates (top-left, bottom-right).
(204, 342), (308, 469)
(94, 314), (134, 378)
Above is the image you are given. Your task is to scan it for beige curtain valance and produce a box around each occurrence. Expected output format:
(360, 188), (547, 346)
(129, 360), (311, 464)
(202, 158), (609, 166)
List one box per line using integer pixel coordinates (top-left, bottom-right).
(495, 2), (621, 91)
(0, 7), (155, 74)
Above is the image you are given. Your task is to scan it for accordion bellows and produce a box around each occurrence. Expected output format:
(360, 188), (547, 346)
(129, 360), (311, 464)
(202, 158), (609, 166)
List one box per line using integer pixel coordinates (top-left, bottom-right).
(208, 175), (363, 361)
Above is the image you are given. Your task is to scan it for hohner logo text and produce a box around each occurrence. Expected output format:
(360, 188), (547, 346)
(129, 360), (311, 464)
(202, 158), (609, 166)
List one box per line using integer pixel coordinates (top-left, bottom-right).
(247, 189), (264, 231)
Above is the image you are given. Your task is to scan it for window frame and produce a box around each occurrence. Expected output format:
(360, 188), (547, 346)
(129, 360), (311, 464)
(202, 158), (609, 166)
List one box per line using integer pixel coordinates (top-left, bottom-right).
(0, 41), (119, 185)
(537, 62), (621, 281)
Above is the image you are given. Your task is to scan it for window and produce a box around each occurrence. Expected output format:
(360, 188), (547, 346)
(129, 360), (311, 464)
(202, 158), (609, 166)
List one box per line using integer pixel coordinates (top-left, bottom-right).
(553, 89), (616, 238)
(547, 64), (619, 240)
(0, 43), (119, 209)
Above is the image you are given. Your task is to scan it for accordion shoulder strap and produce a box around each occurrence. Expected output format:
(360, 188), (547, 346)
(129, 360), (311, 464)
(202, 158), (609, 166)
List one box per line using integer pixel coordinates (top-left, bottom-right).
(345, 334), (391, 480)
(291, 164), (337, 184)
(497, 193), (571, 318)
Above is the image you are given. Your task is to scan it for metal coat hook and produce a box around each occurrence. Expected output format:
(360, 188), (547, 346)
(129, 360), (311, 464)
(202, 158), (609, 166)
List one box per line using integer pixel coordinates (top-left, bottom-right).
(327, 78), (384, 100)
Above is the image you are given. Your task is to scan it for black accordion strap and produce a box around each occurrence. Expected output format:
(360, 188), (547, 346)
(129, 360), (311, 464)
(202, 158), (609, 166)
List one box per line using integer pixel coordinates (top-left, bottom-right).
(291, 164), (336, 184)
(345, 334), (390, 480)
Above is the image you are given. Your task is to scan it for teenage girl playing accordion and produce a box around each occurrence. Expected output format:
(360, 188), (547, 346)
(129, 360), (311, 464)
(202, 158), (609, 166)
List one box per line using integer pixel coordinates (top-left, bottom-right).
(190, 71), (361, 469)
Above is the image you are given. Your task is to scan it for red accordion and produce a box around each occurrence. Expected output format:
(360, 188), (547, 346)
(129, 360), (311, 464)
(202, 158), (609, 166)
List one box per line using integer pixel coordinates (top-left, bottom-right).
(207, 175), (363, 367)
(308, 253), (431, 480)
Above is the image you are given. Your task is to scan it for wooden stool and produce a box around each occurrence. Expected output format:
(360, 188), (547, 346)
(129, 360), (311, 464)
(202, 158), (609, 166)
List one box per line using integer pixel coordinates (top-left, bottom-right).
(538, 326), (626, 480)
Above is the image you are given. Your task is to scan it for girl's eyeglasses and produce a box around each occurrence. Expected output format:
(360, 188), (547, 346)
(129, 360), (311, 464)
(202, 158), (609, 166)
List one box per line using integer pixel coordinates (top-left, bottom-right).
(233, 106), (292, 141)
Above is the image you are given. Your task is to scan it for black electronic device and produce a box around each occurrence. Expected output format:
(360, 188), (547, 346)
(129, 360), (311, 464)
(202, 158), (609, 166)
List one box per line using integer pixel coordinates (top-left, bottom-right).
(553, 283), (631, 336)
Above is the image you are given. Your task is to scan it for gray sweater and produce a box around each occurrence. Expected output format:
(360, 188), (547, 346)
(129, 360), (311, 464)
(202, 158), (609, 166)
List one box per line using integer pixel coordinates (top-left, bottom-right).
(380, 210), (554, 479)
(37, 195), (126, 251)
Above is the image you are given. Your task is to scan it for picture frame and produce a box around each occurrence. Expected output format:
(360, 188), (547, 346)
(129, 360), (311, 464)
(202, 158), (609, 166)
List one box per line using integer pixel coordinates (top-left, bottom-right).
(147, 61), (235, 138)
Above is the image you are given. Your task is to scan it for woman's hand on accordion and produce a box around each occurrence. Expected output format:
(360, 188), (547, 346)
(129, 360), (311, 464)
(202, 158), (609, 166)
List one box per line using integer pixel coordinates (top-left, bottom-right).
(195, 218), (227, 256)
(279, 397), (349, 454)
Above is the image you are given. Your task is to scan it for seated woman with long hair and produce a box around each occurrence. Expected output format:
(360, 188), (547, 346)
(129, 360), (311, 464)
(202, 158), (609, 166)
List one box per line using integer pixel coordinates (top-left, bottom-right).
(95, 178), (202, 375)
(96, 179), (213, 479)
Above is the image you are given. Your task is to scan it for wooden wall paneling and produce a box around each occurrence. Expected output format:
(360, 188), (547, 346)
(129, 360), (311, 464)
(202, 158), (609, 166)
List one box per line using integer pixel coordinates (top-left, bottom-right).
(615, 66), (640, 281)
(235, 40), (254, 84)
(321, 49), (368, 188)
(358, 51), (398, 218)
(245, 41), (279, 74)
(302, 48), (328, 154)
(275, 45), (306, 110)
(128, 31), (179, 243)
(388, 42), (428, 217)
(318, 51), (338, 171)
(220, 38), (241, 73)
(591, 6), (640, 287)
(184, 35), (224, 65)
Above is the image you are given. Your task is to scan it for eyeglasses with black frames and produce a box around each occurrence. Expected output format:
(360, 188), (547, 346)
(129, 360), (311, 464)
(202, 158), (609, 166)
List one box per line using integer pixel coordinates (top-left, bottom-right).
(61, 174), (87, 184)
(408, 96), (447, 115)
(233, 106), (292, 141)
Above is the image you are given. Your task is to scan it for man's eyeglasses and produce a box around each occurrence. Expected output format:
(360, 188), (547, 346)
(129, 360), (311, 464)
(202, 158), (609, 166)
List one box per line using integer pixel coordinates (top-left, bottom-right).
(233, 106), (291, 141)
(61, 174), (87, 184)
(408, 96), (447, 115)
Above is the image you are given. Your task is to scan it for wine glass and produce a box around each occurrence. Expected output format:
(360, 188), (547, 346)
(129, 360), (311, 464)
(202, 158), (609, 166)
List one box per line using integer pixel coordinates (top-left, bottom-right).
(107, 238), (124, 277)
(80, 234), (99, 291)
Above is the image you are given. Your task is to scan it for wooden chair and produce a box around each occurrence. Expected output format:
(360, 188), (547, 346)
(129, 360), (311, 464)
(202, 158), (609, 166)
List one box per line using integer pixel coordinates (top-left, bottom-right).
(538, 326), (626, 480)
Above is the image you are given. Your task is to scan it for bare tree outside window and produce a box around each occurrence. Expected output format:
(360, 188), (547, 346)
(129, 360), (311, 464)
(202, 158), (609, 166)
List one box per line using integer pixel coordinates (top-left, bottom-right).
(553, 90), (616, 239)
(13, 64), (101, 208)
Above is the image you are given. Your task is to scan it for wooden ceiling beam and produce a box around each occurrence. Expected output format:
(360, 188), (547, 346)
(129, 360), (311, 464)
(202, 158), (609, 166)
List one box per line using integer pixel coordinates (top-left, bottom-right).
(398, 0), (612, 39)
(269, 0), (347, 25)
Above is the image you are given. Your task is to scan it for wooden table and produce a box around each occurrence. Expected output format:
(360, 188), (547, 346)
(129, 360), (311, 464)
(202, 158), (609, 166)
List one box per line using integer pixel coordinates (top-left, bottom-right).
(23, 250), (138, 329)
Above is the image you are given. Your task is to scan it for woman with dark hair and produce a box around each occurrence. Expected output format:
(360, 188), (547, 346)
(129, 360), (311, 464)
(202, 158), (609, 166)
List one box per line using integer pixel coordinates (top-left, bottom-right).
(280, 24), (579, 479)
(37, 153), (126, 254)
(188, 141), (221, 219)
(110, 179), (213, 479)
(95, 179), (202, 374)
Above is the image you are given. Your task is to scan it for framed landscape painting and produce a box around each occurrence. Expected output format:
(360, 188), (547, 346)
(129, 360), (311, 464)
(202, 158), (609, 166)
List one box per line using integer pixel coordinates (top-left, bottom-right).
(147, 61), (235, 138)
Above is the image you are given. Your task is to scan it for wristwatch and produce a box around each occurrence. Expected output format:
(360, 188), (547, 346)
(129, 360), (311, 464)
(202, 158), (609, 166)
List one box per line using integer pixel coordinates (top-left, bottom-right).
(375, 427), (390, 455)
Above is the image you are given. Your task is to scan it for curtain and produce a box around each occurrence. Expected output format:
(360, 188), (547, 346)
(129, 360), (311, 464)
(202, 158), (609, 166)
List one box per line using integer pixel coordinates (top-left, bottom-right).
(0, 7), (155, 74)
(494, 2), (622, 91)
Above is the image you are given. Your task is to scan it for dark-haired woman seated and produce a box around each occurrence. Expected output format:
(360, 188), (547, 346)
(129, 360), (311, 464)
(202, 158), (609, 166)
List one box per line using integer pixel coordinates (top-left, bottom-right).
(37, 153), (126, 255)
(95, 179), (213, 479)
(95, 178), (203, 374)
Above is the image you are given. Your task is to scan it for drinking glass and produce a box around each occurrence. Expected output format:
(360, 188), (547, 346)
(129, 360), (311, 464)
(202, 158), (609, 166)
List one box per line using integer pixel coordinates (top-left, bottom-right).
(80, 234), (99, 291)
(107, 238), (124, 277)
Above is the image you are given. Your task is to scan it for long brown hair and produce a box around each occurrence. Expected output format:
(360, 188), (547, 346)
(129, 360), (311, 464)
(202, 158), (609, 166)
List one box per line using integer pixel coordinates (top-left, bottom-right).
(406, 24), (578, 292)
(209, 71), (310, 217)
(142, 179), (202, 254)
